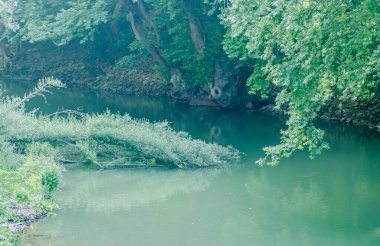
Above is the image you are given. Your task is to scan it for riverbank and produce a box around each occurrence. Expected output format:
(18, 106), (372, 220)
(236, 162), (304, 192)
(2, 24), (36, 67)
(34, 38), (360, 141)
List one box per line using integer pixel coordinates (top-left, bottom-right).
(0, 78), (242, 245)
(0, 41), (270, 109)
(0, 205), (47, 233)
(2, 42), (378, 132)
(261, 96), (380, 133)
(0, 156), (60, 246)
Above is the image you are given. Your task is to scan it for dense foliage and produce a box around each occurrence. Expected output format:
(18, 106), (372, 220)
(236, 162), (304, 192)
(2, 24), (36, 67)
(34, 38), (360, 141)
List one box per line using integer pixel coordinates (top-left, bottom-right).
(0, 139), (60, 246)
(220, 0), (379, 165)
(0, 0), (379, 165)
(0, 0), (230, 86)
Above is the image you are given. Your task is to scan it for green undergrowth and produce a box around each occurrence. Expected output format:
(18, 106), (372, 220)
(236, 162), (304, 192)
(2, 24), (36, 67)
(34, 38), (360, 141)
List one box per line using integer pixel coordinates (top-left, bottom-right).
(0, 77), (240, 244)
(0, 226), (19, 246)
(0, 141), (60, 246)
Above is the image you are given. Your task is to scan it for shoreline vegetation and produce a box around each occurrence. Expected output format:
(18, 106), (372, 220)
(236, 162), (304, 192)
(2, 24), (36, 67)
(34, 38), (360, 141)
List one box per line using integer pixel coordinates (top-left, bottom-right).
(0, 77), (240, 245)
(0, 0), (378, 166)
(0, 0), (378, 244)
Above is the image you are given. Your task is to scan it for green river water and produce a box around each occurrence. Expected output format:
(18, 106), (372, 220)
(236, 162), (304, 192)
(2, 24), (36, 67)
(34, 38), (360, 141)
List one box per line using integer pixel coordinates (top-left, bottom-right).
(2, 81), (380, 246)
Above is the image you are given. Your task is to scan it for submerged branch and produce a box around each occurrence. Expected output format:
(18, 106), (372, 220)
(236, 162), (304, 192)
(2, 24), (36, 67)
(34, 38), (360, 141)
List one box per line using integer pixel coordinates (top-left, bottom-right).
(0, 78), (241, 168)
(48, 109), (86, 118)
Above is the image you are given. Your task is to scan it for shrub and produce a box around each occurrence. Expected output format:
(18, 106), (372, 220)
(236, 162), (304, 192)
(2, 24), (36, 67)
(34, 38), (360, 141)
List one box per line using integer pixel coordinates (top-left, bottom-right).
(41, 171), (60, 198)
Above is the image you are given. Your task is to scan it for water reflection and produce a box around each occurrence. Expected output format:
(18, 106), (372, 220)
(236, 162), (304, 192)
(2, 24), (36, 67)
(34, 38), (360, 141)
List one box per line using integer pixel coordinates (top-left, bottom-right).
(2, 79), (380, 246)
(23, 167), (222, 246)
(23, 132), (380, 246)
(60, 167), (221, 213)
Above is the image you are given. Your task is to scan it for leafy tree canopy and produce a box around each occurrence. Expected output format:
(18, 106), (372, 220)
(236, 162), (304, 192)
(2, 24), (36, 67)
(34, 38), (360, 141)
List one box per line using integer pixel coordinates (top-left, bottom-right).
(220, 0), (379, 165)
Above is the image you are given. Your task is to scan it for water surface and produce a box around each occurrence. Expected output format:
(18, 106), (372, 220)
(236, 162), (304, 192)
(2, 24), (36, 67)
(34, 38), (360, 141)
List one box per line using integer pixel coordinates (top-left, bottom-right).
(2, 80), (380, 246)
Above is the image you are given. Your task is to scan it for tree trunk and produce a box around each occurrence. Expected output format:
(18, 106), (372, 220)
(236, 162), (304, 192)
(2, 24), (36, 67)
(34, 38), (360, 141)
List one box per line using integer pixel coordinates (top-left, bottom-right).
(0, 43), (10, 70)
(182, 1), (240, 108)
(125, 0), (191, 100)
(135, 0), (161, 42)
(126, 9), (166, 66)
(110, 0), (126, 38)
(182, 0), (205, 54)
(209, 63), (240, 108)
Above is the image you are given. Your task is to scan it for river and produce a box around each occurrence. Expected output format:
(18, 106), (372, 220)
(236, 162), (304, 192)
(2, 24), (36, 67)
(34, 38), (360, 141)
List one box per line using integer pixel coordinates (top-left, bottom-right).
(2, 80), (380, 246)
